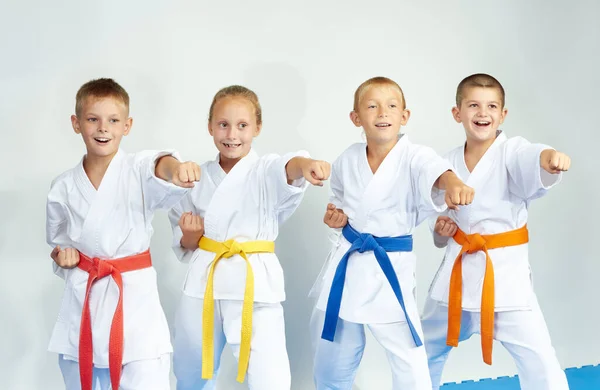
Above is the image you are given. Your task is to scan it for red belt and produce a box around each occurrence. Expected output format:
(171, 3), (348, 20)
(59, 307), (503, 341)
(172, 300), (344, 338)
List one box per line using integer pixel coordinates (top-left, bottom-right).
(77, 250), (152, 390)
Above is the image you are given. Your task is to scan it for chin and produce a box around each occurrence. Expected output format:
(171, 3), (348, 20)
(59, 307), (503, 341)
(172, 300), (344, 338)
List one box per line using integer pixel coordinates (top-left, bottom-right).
(220, 149), (244, 160)
(89, 149), (117, 158)
(468, 130), (495, 142)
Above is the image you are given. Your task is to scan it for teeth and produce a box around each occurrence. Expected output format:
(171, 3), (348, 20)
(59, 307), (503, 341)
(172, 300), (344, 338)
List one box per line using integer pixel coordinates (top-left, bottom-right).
(95, 138), (109, 141)
(475, 121), (490, 125)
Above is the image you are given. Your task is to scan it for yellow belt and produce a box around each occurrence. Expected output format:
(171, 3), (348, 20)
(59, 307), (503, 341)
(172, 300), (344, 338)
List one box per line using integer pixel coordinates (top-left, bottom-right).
(199, 236), (275, 383)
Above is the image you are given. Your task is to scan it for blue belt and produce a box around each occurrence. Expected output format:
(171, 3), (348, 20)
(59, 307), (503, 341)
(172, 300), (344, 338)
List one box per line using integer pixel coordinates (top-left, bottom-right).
(321, 224), (422, 347)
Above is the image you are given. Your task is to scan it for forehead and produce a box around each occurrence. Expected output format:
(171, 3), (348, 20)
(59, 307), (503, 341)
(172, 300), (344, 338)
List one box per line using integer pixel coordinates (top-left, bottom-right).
(360, 84), (403, 103)
(462, 86), (502, 103)
(213, 96), (255, 118)
(81, 96), (127, 113)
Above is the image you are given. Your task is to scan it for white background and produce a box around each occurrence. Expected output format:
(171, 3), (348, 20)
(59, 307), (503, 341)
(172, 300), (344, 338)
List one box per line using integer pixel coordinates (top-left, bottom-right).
(1, 0), (598, 388)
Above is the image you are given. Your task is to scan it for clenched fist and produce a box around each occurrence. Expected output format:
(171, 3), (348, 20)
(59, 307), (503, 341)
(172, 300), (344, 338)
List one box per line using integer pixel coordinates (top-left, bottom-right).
(302, 159), (331, 186)
(51, 246), (80, 269)
(434, 216), (458, 237)
(172, 161), (202, 188)
(323, 203), (348, 229)
(438, 171), (475, 211)
(179, 212), (205, 250)
(540, 149), (571, 174)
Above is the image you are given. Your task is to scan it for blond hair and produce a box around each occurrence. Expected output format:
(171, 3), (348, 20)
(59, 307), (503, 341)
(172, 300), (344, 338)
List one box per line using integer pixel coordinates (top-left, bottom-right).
(75, 78), (129, 116)
(456, 73), (505, 108)
(353, 77), (406, 111)
(208, 85), (262, 125)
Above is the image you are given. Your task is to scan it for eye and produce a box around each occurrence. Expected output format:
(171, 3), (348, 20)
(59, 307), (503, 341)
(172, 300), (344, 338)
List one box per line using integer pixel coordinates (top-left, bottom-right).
(87, 118), (97, 122)
(110, 118), (119, 123)
(219, 122), (228, 128)
(469, 103), (478, 108)
(368, 105), (376, 109)
(389, 104), (397, 108)
(239, 123), (248, 129)
(489, 104), (497, 109)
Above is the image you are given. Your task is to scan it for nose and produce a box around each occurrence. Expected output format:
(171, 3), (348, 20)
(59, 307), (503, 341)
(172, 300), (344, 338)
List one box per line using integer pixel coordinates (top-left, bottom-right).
(97, 119), (108, 132)
(377, 106), (388, 117)
(225, 126), (236, 139)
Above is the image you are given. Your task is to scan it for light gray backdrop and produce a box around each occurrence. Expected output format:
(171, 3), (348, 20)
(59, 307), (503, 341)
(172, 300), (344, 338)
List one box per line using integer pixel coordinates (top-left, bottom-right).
(1, 0), (598, 388)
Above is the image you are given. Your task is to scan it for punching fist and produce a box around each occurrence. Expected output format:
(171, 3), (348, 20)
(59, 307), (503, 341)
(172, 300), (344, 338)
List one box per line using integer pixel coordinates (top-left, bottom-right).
(438, 171), (475, 211)
(172, 161), (202, 188)
(302, 159), (331, 187)
(540, 149), (571, 174)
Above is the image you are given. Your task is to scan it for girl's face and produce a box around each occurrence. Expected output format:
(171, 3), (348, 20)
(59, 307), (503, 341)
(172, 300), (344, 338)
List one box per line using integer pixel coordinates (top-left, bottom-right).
(208, 96), (261, 171)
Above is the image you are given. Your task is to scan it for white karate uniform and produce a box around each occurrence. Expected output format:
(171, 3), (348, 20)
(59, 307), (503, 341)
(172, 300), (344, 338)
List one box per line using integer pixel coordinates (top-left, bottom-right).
(58, 353), (170, 390)
(46, 149), (189, 390)
(168, 150), (309, 390)
(421, 132), (569, 390)
(310, 135), (452, 390)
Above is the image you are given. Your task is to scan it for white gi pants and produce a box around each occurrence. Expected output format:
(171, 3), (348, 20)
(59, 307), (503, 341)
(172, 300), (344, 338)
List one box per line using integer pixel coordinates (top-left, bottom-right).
(173, 295), (291, 390)
(310, 308), (432, 390)
(58, 353), (171, 390)
(421, 294), (569, 390)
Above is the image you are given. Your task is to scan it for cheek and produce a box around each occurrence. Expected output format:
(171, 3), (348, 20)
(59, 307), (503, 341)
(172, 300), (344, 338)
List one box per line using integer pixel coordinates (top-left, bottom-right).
(242, 131), (255, 143)
(212, 130), (225, 141)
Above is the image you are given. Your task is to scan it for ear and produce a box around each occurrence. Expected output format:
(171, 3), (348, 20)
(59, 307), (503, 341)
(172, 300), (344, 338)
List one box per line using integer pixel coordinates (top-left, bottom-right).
(499, 107), (508, 124)
(400, 109), (411, 126)
(349, 111), (361, 127)
(207, 121), (214, 136)
(254, 123), (262, 137)
(451, 106), (462, 123)
(123, 117), (133, 136)
(71, 115), (81, 134)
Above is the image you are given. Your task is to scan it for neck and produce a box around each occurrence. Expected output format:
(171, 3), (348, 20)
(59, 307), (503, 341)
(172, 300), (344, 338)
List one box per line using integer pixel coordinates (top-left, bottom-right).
(219, 153), (248, 174)
(366, 137), (398, 173)
(464, 136), (496, 171)
(83, 151), (117, 189)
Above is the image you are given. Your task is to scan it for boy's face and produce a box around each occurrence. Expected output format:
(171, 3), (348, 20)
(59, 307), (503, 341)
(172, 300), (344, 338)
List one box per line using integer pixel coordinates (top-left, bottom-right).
(72, 96), (132, 159)
(453, 87), (507, 143)
(208, 96), (261, 165)
(350, 85), (410, 147)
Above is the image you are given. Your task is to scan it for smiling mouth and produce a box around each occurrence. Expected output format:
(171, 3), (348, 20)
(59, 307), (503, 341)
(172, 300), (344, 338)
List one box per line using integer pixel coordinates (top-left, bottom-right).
(473, 121), (491, 127)
(223, 143), (241, 148)
(94, 137), (111, 144)
(375, 123), (391, 128)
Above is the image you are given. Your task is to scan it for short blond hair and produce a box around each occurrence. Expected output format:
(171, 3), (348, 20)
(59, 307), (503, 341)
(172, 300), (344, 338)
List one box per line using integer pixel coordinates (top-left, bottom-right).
(75, 78), (129, 116)
(353, 77), (406, 111)
(456, 73), (505, 108)
(208, 85), (262, 125)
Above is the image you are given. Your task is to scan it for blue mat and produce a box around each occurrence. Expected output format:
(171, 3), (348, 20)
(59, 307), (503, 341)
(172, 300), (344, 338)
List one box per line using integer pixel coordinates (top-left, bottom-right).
(441, 365), (600, 389)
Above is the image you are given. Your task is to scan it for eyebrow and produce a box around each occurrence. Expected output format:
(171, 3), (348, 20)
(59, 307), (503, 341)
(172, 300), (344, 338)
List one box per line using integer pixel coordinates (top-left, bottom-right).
(465, 100), (501, 105)
(85, 112), (121, 116)
(365, 98), (399, 104)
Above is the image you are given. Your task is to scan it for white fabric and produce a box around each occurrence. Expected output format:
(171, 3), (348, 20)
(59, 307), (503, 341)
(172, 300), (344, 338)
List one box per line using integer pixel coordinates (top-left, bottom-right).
(311, 135), (452, 324)
(311, 308), (432, 390)
(46, 149), (189, 366)
(168, 149), (309, 303)
(58, 353), (171, 390)
(428, 132), (562, 310)
(421, 295), (569, 390)
(173, 295), (291, 390)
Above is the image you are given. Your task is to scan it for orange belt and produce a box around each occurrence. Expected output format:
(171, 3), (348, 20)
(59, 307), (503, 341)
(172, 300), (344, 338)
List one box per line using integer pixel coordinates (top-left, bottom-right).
(447, 225), (529, 365)
(77, 250), (152, 390)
